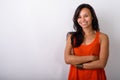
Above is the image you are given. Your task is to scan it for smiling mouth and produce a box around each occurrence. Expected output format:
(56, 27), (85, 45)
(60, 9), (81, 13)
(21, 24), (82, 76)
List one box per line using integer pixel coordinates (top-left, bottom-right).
(81, 22), (87, 25)
(82, 23), (87, 25)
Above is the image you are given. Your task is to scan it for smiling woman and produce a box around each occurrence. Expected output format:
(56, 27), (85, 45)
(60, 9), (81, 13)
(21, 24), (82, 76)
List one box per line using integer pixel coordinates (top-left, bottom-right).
(64, 3), (109, 80)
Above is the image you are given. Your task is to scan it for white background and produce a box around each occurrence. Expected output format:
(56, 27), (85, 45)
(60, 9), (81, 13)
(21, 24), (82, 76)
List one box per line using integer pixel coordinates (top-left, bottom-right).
(0, 0), (120, 80)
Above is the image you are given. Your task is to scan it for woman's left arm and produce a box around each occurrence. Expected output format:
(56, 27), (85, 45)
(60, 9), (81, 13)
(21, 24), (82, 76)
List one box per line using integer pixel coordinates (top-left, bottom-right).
(83, 33), (109, 69)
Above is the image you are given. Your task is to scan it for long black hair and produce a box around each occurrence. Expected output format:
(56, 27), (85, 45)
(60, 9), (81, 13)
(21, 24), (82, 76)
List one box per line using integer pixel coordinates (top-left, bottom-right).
(70, 3), (99, 47)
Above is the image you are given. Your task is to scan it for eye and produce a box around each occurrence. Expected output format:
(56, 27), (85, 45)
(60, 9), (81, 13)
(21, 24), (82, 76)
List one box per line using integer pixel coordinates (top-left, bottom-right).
(84, 14), (88, 17)
(78, 16), (81, 18)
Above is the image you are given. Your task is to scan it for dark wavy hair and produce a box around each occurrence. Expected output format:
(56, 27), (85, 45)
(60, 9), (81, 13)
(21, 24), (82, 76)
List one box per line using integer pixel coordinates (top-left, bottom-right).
(70, 3), (99, 47)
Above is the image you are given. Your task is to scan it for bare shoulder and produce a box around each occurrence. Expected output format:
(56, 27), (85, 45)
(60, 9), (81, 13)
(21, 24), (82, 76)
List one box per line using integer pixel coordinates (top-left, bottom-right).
(99, 32), (109, 42)
(65, 32), (73, 50)
(66, 32), (72, 40)
(99, 32), (109, 39)
(66, 32), (75, 40)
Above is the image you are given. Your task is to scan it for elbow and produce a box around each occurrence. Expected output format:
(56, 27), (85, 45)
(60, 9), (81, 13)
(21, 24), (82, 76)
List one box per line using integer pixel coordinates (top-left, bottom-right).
(99, 65), (105, 69)
(65, 58), (70, 64)
(102, 64), (107, 68)
(98, 59), (108, 69)
(99, 63), (107, 69)
(64, 56), (71, 64)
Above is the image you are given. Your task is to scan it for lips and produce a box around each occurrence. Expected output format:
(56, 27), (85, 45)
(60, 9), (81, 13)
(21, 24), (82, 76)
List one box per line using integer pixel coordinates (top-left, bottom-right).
(82, 22), (87, 25)
(81, 22), (88, 26)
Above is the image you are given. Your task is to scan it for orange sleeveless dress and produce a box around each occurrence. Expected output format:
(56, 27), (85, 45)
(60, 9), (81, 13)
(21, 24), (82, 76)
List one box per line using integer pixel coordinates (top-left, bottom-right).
(68, 32), (106, 80)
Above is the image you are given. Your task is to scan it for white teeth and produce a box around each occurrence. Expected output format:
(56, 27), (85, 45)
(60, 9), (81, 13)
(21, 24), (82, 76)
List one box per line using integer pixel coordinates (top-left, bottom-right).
(82, 23), (86, 24)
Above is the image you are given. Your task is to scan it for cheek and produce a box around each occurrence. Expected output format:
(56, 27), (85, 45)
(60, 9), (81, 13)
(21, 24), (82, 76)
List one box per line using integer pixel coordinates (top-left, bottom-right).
(77, 19), (80, 23)
(87, 17), (92, 22)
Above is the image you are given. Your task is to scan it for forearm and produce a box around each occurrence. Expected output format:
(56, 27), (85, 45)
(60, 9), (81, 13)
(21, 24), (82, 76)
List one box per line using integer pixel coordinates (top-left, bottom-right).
(65, 55), (95, 65)
(83, 59), (107, 69)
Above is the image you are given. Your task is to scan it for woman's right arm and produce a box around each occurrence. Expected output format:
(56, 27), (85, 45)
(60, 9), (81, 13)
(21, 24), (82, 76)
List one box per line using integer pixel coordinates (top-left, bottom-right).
(64, 33), (98, 65)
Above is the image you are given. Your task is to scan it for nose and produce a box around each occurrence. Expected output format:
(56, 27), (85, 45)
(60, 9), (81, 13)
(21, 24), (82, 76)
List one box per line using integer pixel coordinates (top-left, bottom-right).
(81, 17), (85, 22)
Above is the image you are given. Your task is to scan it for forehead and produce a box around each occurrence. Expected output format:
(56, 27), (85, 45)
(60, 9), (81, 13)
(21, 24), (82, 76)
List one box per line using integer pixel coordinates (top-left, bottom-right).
(79, 8), (91, 15)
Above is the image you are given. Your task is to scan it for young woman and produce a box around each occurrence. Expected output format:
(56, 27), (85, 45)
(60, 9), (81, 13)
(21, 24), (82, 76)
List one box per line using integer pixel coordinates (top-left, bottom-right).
(64, 3), (109, 80)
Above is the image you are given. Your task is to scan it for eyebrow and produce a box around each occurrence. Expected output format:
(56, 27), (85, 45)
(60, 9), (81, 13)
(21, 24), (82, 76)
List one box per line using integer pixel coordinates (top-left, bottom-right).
(79, 13), (89, 16)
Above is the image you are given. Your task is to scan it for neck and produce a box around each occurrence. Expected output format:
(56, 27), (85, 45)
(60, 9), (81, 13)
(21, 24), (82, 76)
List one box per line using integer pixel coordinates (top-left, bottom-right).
(83, 28), (95, 36)
(82, 25), (93, 34)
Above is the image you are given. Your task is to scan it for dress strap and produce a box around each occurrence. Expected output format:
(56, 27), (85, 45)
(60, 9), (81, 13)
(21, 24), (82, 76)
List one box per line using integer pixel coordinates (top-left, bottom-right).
(96, 31), (100, 43)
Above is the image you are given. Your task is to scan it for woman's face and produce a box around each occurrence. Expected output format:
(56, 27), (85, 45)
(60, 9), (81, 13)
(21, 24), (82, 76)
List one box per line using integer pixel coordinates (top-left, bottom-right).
(77, 8), (93, 29)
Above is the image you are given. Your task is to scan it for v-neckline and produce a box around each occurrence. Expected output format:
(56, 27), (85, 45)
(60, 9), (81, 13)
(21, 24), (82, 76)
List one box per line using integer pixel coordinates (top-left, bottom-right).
(81, 32), (98, 47)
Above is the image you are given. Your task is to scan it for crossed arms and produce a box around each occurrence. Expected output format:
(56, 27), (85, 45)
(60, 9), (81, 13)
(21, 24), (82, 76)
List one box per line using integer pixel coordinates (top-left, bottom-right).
(64, 33), (109, 69)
